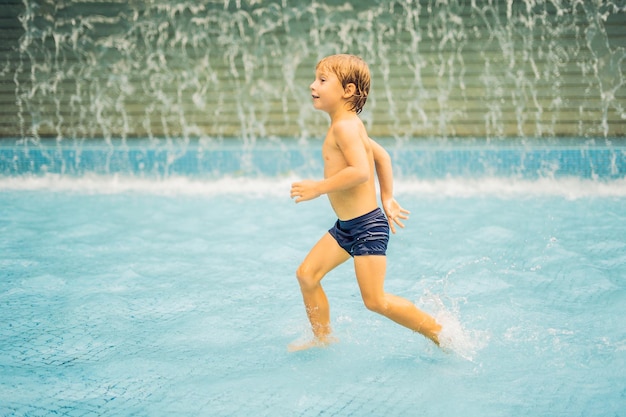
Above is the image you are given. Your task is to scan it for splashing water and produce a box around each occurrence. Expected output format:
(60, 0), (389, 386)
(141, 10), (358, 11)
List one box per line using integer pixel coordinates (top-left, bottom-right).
(417, 290), (489, 362)
(418, 258), (493, 362)
(435, 302), (490, 362)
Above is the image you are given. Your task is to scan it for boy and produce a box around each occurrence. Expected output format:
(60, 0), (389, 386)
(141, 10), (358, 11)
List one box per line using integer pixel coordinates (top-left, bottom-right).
(289, 54), (442, 351)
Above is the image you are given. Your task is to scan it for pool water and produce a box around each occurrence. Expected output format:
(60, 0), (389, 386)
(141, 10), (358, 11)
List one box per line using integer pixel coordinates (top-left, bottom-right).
(1, 173), (624, 416)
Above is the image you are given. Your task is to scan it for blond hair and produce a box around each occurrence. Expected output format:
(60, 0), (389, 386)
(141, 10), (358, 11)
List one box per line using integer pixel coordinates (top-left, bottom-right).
(316, 54), (370, 114)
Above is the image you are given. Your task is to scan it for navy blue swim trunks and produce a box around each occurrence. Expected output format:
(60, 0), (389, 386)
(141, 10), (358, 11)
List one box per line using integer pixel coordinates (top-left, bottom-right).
(328, 207), (390, 257)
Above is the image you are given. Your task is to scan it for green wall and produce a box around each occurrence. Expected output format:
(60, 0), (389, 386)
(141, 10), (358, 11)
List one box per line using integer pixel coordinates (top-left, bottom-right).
(1, 0), (625, 140)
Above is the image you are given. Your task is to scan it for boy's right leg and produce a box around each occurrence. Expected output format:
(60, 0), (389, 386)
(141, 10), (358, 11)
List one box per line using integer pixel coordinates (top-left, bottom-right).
(354, 255), (442, 345)
(291, 232), (350, 350)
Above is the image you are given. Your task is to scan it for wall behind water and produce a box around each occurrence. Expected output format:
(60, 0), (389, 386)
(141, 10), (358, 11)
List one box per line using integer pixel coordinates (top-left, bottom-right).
(1, 0), (625, 141)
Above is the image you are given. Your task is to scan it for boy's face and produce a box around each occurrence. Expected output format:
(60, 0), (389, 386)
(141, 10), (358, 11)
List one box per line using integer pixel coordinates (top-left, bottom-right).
(309, 68), (346, 114)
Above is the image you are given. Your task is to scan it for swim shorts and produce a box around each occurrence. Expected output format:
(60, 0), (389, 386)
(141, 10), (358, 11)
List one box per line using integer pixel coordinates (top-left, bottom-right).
(328, 207), (389, 257)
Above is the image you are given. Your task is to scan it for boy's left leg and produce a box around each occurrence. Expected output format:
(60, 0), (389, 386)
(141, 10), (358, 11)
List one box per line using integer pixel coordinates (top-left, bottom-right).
(289, 232), (351, 351)
(354, 255), (441, 345)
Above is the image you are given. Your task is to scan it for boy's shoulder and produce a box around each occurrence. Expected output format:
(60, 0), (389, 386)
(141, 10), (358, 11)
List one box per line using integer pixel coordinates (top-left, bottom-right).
(328, 115), (364, 138)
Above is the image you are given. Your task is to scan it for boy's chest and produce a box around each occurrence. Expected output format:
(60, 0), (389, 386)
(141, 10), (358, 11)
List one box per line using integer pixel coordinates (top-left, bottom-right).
(322, 138), (347, 175)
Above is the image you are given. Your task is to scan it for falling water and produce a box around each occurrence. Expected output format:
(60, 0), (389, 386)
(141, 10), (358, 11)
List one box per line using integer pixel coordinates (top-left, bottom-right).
(2, 0), (625, 146)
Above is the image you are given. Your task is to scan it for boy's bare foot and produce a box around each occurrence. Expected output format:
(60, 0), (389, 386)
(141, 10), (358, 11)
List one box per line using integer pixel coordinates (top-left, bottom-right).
(287, 336), (338, 352)
(422, 324), (442, 347)
(429, 332), (441, 346)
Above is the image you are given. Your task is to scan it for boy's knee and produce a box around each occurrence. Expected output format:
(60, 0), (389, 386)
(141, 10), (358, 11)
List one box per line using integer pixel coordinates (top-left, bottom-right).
(296, 264), (321, 290)
(362, 295), (387, 314)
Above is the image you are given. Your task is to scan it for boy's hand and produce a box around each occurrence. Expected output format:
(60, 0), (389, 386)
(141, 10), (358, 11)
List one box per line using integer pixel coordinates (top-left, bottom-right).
(291, 180), (322, 203)
(383, 198), (410, 234)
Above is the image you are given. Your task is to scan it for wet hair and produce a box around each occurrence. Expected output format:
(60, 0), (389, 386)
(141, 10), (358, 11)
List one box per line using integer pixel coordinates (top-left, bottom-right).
(316, 54), (370, 114)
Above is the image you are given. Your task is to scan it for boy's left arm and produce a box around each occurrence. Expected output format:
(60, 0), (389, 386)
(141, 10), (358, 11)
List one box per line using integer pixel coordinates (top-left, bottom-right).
(291, 123), (370, 203)
(370, 138), (410, 233)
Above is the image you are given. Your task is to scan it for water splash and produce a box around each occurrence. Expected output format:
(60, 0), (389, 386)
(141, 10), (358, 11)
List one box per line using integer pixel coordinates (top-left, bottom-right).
(418, 257), (494, 361)
(420, 289), (490, 362)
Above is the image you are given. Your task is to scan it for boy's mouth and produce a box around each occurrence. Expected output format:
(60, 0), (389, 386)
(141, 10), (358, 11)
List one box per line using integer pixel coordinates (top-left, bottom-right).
(312, 94), (320, 99)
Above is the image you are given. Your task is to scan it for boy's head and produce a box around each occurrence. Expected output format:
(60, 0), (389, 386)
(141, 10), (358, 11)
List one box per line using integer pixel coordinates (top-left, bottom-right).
(315, 54), (370, 114)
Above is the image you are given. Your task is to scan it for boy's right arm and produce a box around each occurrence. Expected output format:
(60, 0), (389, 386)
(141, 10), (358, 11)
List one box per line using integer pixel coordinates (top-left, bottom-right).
(370, 139), (393, 202)
(370, 138), (410, 233)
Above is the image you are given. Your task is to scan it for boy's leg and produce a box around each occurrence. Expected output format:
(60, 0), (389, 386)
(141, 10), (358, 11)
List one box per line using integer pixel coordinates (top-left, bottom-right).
(354, 255), (441, 345)
(292, 232), (351, 348)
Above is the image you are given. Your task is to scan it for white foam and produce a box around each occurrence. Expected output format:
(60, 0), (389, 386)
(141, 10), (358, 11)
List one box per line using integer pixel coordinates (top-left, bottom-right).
(395, 177), (626, 199)
(436, 310), (490, 362)
(0, 174), (295, 197)
(0, 174), (625, 199)
(420, 291), (490, 362)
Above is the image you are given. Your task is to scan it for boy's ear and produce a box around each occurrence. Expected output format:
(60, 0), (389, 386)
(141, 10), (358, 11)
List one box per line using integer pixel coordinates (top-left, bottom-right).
(343, 83), (356, 98)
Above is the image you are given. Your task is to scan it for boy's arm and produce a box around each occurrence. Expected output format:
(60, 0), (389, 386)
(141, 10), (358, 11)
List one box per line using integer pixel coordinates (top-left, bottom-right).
(291, 123), (369, 202)
(370, 138), (393, 201)
(370, 138), (410, 233)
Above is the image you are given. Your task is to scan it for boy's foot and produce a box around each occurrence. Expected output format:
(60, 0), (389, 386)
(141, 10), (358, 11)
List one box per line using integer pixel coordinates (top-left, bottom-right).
(422, 322), (443, 347)
(287, 336), (338, 352)
(427, 330), (441, 347)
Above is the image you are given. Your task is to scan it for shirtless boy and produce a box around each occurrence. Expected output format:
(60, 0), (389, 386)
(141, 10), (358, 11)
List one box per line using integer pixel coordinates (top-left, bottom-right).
(289, 54), (442, 351)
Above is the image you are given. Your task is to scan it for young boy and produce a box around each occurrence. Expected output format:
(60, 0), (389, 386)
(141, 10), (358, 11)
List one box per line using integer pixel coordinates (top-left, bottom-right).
(289, 54), (442, 351)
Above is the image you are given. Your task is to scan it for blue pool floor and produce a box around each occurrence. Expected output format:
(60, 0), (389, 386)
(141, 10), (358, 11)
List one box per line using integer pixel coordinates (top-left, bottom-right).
(1, 183), (625, 416)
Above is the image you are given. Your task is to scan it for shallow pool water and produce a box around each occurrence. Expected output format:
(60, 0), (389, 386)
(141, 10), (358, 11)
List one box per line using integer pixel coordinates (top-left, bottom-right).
(1, 176), (624, 416)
